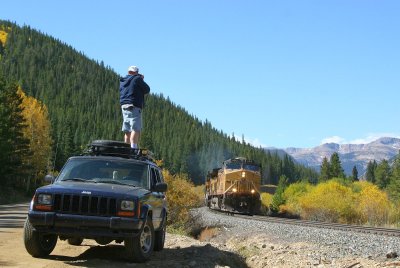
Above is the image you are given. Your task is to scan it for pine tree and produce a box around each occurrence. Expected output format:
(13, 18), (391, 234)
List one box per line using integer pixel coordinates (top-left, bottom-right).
(365, 160), (377, 183)
(0, 77), (30, 188)
(374, 159), (390, 189)
(351, 166), (359, 181)
(319, 157), (330, 182)
(387, 153), (400, 201)
(329, 152), (345, 178)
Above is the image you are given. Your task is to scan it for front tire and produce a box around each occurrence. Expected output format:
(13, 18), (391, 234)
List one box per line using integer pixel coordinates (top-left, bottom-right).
(67, 237), (83, 246)
(154, 216), (166, 251)
(23, 218), (57, 257)
(125, 216), (154, 262)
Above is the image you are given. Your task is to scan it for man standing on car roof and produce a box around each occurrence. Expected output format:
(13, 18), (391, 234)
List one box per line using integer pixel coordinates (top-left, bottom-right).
(119, 65), (150, 149)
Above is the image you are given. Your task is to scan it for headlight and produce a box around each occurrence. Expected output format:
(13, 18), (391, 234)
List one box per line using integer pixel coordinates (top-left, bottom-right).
(118, 200), (135, 217)
(232, 188), (237, 193)
(37, 194), (52, 205)
(251, 189), (255, 194)
(241, 172), (246, 178)
(121, 200), (135, 211)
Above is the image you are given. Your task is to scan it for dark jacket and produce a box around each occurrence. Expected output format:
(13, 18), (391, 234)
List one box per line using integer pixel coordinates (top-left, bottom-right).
(119, 75), (150, 108)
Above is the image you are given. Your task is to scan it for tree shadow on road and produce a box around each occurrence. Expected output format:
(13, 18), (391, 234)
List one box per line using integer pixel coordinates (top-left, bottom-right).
(47, 243), (248, 268)
(0, 204), (29, 229)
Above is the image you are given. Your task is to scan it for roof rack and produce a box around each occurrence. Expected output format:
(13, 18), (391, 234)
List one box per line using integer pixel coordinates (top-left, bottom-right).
(83, 140), (155, 162)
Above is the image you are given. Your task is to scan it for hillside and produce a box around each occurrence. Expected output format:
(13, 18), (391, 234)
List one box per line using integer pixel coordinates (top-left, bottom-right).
(285, 137), (400, 176)
(0, 20), (318, 185)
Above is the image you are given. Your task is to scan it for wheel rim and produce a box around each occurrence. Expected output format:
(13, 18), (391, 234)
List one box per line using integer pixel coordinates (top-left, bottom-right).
(140, 224), (152, 253)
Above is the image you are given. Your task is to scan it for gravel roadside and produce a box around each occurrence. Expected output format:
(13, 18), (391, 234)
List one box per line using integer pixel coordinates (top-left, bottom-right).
(189, 207), (400, 267)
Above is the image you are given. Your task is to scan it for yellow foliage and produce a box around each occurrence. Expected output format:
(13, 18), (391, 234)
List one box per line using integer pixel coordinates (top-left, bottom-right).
(355, 181), (391, 225)
(281, 180), (398, 226)
(283, 181), (313, 216)
(18, 87), (53, 185)
(162, 170), (203, 227)
(259, 192), (273, 215)
(298, 181), (357, 223)
(0, 30), (7, 46)
(260, 192), (273, 207)
(192, 184), (205, 202)
(388, 201), (400, 228)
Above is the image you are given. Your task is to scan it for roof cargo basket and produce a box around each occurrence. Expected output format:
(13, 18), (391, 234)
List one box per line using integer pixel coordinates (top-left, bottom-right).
(84, 140), (154, 162)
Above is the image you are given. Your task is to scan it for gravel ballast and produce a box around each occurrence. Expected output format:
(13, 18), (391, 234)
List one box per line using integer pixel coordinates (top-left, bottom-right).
(190, 207), (400, 267)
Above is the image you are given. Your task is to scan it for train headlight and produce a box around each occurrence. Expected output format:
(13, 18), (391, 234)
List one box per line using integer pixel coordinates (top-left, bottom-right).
(241, 172), (246, 178)
(251, 189), (255, 194)
(232, 188), (237, 193)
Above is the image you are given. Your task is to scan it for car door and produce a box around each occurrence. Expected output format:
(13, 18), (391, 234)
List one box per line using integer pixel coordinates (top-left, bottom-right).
(149, 167), (163, 228)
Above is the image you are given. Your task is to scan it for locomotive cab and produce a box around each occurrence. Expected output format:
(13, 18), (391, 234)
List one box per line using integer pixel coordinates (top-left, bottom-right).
(205, 157), (261, 215)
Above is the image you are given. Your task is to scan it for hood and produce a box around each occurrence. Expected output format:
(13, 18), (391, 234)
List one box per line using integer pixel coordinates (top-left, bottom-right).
(38, 181), (147, 197)
(120, 75), (135, 88)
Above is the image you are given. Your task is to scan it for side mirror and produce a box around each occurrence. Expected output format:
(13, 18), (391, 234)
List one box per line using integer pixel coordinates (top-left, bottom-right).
(44, 174), (55, 184)
(154, 182), (167, 192)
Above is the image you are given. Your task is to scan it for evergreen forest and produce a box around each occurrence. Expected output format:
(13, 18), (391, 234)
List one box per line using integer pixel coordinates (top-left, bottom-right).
(0, 20), (318, 192)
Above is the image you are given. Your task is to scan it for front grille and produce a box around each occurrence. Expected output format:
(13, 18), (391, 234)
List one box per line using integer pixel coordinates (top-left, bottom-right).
(53, 194), (117, 216)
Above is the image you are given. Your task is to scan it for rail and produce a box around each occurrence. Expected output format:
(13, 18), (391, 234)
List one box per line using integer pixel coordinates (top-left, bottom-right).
(211, 209), (400, 237)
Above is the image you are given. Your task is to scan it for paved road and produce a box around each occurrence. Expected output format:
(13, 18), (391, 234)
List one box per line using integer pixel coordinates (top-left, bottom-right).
(0, 203), (29, 229)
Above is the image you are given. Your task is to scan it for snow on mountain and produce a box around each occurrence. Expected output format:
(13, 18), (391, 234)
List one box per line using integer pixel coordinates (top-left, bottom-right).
(283, 137), (400, 176)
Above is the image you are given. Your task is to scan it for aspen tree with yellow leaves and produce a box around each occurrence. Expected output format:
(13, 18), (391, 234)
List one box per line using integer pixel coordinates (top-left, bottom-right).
(18, 87), (53, 191)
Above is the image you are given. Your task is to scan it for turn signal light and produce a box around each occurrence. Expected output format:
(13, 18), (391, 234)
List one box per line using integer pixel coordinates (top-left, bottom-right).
(117, 211), (135, 217)
(34, 204), (52, 211)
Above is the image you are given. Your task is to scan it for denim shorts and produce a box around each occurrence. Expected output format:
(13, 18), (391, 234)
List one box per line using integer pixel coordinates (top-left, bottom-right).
(121, 107), (142, 132)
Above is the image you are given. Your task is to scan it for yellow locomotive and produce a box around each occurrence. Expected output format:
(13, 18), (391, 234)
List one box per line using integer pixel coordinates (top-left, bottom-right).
(205, 157), (261, 215)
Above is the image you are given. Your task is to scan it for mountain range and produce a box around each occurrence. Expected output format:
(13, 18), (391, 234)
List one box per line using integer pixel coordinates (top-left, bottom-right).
(282, 137), (400, 176)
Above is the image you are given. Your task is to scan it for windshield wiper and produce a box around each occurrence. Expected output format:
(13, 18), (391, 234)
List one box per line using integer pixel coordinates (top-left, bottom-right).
(96, 179), (131, 186)
(62, 178), (98, 183)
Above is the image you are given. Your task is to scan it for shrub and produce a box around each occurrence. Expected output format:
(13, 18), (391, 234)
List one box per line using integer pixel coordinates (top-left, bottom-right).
(354, 181), (391, 226)
(298, 180), (357, 223)
(388, 200), (400, 228)
(281, 179), (398, 226)
(192, 184), (205, 204)
(260, 192), (273, 215)
(270, 175), (287, 213)
(283, 181), (312, 217)
(162, 170), (203, 228)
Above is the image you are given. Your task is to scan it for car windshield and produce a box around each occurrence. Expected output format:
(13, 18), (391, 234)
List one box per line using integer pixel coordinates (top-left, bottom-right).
(57, 158), (149, 188)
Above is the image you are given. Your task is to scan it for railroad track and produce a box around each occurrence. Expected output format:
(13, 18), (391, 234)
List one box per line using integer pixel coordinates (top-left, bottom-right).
(211, 209), (400, 237)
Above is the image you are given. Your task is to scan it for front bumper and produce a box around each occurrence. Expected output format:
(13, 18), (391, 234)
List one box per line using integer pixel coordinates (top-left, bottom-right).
(28, 210), (144, 238)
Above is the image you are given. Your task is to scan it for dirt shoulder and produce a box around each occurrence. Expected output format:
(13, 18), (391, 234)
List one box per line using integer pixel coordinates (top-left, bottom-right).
(0, 227), (246, 268)
(1, 204), (400, 268)
(0, 203), (245, 268)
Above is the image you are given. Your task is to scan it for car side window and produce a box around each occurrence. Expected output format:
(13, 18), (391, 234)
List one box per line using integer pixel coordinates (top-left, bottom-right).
(156, 169), (164, 183)
(150, 168), (163, 190)
(150, 168), (158, 189)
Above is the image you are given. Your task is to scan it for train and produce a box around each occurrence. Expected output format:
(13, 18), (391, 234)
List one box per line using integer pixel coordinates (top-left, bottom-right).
(205, 157), (261, 215)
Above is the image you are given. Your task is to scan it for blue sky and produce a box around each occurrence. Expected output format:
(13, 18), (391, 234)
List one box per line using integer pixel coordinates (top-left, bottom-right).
(2, 0), (400, 148)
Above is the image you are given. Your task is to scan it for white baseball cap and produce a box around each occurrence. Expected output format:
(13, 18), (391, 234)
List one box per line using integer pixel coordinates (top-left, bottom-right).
(128, 66), (139, 73)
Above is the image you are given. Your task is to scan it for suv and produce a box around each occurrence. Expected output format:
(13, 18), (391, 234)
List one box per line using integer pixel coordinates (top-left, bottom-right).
(23, 140), (168, 262)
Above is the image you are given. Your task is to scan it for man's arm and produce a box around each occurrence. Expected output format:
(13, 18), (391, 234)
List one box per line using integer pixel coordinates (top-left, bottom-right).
(138, 77), (150, 94)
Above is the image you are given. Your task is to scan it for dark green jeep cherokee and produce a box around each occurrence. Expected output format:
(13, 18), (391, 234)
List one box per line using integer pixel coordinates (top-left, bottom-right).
(23, 140), (168, 262)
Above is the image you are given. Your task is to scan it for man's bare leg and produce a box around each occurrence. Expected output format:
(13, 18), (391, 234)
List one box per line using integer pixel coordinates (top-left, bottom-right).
(124, 132), (131, 144)
(130, 131), (141, 148)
